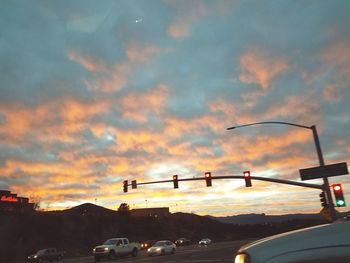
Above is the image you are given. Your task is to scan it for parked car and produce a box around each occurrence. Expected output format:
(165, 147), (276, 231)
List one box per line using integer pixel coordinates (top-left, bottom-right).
(175, 237), (190, 246)
(140, 240), (156, 250)
(27, 248), (64, 262)
(147, 240), (176, 256)
(92, 237), (140, 262)
(234, 220), (350, 263)
(199, 238), (212, 246)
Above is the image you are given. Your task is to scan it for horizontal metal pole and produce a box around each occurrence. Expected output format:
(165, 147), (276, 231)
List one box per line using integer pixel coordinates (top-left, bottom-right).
(131, 174), (323, 190)
(227, 121), (311, 130)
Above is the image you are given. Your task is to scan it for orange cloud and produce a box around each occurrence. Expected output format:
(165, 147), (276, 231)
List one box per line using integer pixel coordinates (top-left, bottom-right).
(166, 1), (208, 39)
(209, 98), (258, 125)
(68, 51), (107, 72)
(323, 84), (342, 102)
(320, 40), (350, 66)
(60, 98), (109, 122)
(320, 40), (350, 102)
(239, 47), (289, 89)
(126, 43), (170, 62)
(85, 62), (130, 93)
(0, 102), (57, 143)
(262, 95), (321, 123)
(0, 97), (111, 145)
(120, 84), (169, 123)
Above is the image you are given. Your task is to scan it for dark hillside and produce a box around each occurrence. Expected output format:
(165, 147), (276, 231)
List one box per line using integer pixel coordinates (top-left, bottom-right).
(59, 202), (117, 215)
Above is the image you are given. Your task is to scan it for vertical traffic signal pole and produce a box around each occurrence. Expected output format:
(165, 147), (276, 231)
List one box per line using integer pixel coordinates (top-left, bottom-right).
(311, 125), (336, 221)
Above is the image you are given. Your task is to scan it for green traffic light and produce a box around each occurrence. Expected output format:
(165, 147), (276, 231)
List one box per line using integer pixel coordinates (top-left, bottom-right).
(336, 200), (345, 206)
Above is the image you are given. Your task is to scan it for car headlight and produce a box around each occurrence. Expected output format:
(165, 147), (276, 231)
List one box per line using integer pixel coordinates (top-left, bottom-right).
(156, 248), (161, 251)
(93, 248), (96, 252)
(104, 247), (109, 251)
(34, 255), (37, 259)
(234, 253), (250, 263)
(147, 248), (151, 252)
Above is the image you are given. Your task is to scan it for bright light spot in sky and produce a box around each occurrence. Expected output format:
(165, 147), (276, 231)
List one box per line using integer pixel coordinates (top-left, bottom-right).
(103, 133), (115, 142)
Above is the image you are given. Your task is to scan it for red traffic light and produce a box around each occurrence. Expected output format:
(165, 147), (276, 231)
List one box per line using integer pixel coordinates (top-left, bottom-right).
(173, 175), (179, 189)
(205, 172), (212, 187)
(333, 185), (341, 191)
(243, 171), (252, 187)
(123, 180), (128, 193)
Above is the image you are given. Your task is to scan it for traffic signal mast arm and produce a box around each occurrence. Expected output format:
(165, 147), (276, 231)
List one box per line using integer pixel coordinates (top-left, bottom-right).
(132, 174), (323, 190)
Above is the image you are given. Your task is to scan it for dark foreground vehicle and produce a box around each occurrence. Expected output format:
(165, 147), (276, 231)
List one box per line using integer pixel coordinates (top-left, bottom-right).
(234, 220), (350, 263)
(27, 248), (64, 262)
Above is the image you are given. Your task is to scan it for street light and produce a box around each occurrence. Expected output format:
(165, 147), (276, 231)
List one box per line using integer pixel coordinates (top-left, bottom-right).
(227, 121), (336, 221)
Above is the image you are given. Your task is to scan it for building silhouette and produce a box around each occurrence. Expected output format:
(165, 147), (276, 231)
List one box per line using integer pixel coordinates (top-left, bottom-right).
(0, 190), (34, 213)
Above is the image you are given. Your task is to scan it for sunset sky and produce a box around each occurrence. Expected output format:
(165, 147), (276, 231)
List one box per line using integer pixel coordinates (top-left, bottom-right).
(0, 0), (349, 216)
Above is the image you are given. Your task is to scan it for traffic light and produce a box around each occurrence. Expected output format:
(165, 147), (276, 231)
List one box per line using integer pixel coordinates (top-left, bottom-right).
(131, 180), (137, 189)
(319, 191), (327, 208)
(243, 171), (252, 187)
(123, 180), (128, 193)
(173, 175), (179, 189)
(332, 184), (346, 207)
(205, 172), (212, 187)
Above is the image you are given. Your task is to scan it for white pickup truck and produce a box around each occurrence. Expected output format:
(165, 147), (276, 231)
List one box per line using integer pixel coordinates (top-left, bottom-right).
(92, 237), (140, 261)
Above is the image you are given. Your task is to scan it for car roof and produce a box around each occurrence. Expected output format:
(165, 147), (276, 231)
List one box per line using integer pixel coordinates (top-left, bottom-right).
(239, 221), (350, 263)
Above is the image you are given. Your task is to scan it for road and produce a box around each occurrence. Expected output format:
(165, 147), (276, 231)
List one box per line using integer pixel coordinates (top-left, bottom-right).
(63, 240), (252, 263)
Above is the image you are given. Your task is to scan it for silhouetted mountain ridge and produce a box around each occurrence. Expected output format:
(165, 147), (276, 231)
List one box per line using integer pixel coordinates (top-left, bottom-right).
(208, 213), (325, 225)
(62, 202), (117, 215)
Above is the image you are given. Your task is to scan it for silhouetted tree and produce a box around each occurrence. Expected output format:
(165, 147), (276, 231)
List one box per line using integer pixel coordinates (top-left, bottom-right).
(117, 203), (130, 216)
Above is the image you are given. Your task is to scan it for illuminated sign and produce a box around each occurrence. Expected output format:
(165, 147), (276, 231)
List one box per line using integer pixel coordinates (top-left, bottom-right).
(0, 195), (19, 202)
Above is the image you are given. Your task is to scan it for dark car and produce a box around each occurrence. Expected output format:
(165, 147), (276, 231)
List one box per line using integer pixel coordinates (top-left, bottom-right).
(140, 240), (156, 250)
(175, 238), (190, 246)
(27, 248), (64, 262)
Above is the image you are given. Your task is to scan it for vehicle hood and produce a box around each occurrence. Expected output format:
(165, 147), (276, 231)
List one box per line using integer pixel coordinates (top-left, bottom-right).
(238, 221), (350, 263)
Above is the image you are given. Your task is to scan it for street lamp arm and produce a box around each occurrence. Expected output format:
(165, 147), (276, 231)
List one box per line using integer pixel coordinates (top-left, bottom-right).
(227, 121), (311, 130)
(226, 120), (336, 222)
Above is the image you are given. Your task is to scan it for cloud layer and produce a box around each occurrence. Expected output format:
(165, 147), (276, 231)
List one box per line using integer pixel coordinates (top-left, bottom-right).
(0, 0), (349, 216)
